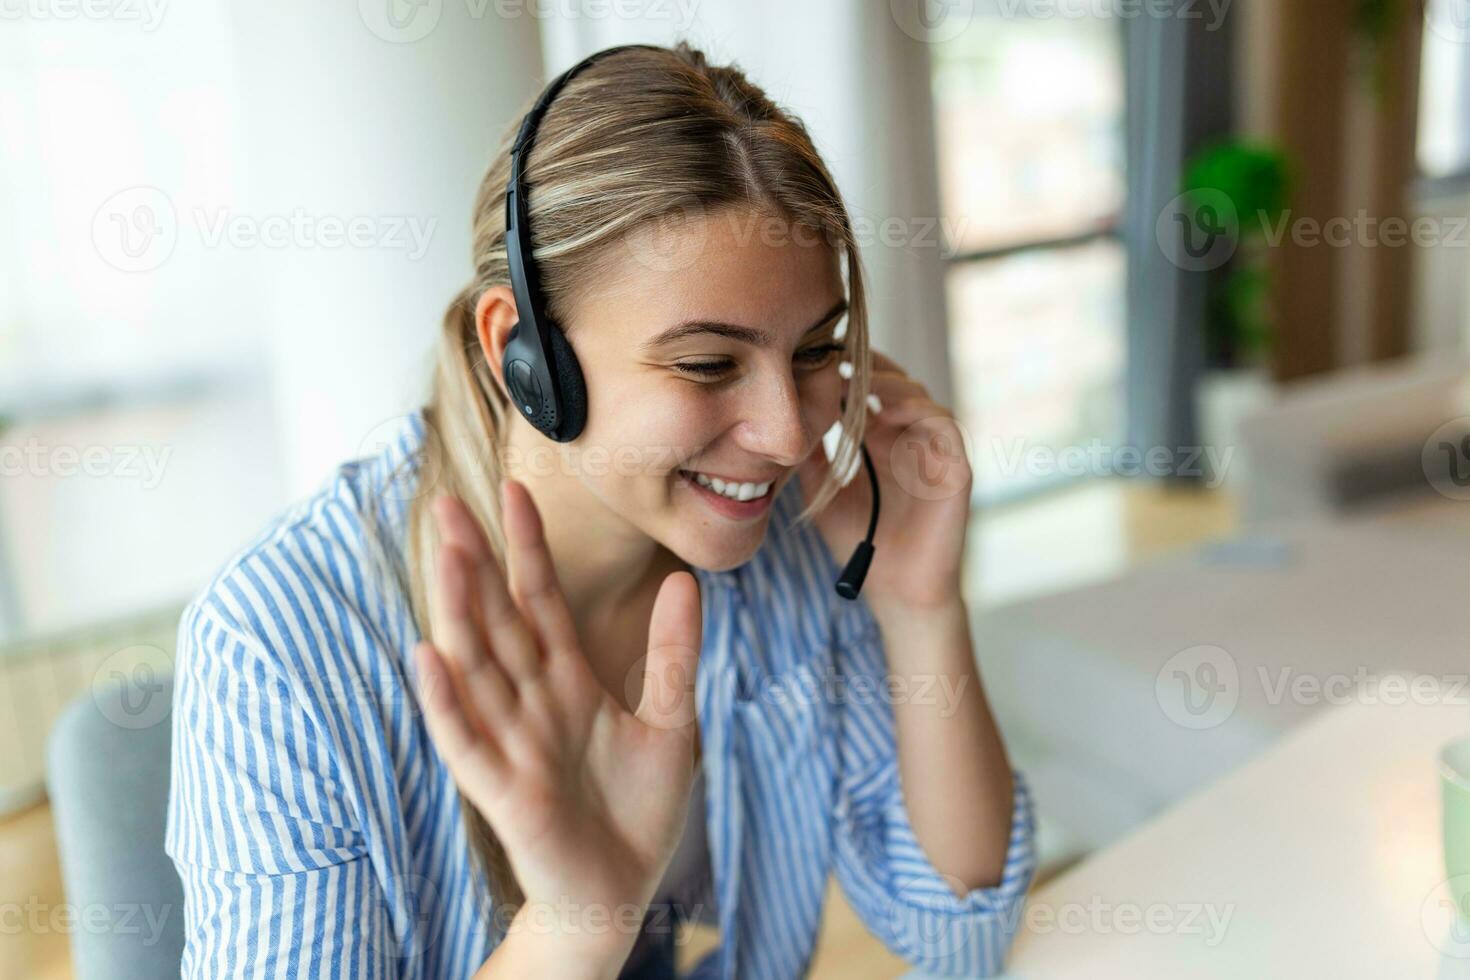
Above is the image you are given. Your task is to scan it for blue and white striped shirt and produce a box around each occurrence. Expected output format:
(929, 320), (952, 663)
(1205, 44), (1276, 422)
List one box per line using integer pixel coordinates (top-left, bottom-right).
(165, 411), (1037, 978)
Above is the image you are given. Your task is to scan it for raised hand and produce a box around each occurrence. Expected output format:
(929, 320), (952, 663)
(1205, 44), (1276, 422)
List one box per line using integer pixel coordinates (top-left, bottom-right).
(797, 348), (973, 612)
(413, 479), (703, 957)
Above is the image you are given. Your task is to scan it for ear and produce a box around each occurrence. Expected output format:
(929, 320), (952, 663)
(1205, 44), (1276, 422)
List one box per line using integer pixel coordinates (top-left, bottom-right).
(474, 285), (519, 397)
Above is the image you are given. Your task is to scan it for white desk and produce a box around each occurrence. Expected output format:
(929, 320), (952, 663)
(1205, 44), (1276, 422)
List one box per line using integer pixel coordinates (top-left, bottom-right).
(998, 693), (1470, 977)
(974, 493), (1470, 853)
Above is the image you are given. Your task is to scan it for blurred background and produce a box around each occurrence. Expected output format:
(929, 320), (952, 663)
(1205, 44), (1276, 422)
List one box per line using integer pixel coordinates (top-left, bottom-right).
(4, 0), (1470, 977)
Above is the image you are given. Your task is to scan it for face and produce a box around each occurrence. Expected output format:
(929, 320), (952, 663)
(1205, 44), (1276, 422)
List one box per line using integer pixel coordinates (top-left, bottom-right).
(485, 206), (848, 572)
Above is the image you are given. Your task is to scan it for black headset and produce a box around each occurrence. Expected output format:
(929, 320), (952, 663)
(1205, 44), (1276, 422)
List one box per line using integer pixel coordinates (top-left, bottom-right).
(502, 43), (879, 600)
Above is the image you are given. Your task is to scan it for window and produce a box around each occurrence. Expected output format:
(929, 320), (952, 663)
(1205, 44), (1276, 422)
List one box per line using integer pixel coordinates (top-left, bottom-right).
(1419, 12), (1470, 179)
(930, 9), (1127, 502)
(0, 10), (286, 642)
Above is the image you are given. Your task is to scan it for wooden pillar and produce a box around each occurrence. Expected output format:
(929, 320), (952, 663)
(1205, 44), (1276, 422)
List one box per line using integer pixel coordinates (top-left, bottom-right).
(1258, 0), (1425, 380)
(1363, 2), (1423, 363)
(1267, 0), (1351, 382)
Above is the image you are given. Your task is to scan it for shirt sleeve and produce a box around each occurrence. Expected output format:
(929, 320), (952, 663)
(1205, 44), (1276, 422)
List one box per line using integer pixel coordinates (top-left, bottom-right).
(829, 605), (1038, 978)
(165, 597), (398, 979)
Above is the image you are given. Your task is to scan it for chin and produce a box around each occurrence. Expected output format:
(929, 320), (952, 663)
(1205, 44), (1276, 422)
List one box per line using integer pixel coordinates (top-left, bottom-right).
(668, 522), (770, 573)
(661, 511), (776, 570)
(659, 470), (781, 572)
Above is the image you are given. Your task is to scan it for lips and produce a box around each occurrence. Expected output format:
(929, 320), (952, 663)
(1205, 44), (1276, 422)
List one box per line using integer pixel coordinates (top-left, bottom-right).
(676, 469), (779, 520)
(685, 470), (773, 502)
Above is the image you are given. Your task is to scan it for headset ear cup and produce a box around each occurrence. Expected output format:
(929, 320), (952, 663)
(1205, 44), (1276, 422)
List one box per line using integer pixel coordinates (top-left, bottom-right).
(547, 324), (587, 441)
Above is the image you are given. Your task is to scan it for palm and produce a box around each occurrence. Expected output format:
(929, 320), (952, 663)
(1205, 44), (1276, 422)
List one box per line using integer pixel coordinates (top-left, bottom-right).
(479, 662), (698, 911)
(414, 482), (702, 920)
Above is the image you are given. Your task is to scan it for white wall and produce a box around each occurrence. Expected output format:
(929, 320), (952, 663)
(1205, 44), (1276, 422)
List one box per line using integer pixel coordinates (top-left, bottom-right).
(0, 6), (549, 635)
(0, 4), (263, 406)
(229, 1), (545, 497)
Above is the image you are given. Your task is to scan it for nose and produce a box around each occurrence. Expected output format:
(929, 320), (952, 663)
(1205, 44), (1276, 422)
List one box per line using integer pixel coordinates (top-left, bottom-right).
(732, 367), (812, 467)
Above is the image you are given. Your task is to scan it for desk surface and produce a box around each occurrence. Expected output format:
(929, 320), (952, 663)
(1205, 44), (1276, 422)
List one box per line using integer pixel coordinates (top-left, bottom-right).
(980, 497), (1470, 734)
(1000, 693), (1470, 978)
(972, 494), (1470, 850)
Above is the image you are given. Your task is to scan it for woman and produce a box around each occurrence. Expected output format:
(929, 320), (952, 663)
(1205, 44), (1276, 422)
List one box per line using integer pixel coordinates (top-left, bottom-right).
(165, 41), (1036, 979)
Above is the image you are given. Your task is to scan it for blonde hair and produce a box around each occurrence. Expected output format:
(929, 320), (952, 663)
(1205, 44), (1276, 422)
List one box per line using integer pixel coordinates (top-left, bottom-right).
(406, 40), (873, 926)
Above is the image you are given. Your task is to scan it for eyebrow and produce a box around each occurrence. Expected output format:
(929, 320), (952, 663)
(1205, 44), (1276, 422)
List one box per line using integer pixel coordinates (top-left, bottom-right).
(640, 298), (849, 351)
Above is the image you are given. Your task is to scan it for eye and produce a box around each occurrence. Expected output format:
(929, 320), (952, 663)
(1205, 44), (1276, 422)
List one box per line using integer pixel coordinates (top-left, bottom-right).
(672, 359), (735, 378)
(671, 342), (846, 381)
(795, 342), (844, 369)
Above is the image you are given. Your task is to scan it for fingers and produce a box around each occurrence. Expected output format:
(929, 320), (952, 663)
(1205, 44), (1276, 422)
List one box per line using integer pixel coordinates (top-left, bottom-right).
(414, 640), (507, 780)
(431, 543), (518, 722)
(869, 349), (908, 376)
(501, 480), (581, 660)
(635, 571), (702, 734)
(867, 370), (928, 405)
(863, 368), (949, 429)
(883, 398), (957, 431)
(431, 495), (541, 679)
(849, 349), (928, 419)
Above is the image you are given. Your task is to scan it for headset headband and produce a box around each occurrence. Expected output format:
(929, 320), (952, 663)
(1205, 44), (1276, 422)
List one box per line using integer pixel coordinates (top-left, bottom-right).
(503, 43), (663, 439)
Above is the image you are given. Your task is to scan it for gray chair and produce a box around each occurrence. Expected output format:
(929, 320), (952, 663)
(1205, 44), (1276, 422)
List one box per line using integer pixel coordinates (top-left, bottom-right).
(46, 672), (185, 979)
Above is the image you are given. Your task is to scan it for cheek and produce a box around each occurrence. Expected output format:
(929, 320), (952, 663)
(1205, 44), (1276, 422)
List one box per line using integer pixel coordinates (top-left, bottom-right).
(581, 388), (721, 480)
(580, 369), (843, 488)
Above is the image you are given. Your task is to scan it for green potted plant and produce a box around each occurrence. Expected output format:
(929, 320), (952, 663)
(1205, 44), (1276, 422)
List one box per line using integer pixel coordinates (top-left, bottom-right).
(1181, 139), (1291, 486)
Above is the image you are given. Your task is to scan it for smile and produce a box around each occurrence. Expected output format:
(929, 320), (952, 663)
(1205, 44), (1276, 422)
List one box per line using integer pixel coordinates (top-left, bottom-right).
(676, 469), (779, 520)
(684, 471), (773, 501)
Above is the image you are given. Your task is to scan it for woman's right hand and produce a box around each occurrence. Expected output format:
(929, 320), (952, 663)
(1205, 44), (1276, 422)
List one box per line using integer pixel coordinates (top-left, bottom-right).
(413, 480), (703, 961)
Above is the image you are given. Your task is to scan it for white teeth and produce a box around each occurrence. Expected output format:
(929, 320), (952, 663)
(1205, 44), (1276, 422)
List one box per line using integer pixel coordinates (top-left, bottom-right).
(689, 471), (772, 502)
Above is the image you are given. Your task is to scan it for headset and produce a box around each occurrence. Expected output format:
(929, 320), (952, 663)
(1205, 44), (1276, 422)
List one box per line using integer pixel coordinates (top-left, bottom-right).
(502, 43), (879, 600)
